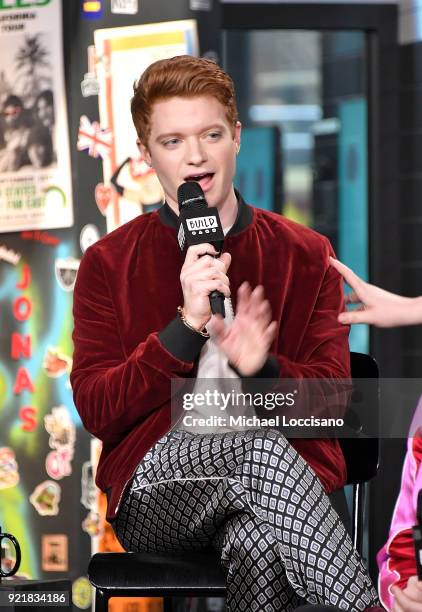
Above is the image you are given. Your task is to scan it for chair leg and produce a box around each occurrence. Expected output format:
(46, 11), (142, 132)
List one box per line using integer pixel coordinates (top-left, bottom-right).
(95, 588), (109, 612)
(352, 482), (365, 555)
(163, 597), (174, 612)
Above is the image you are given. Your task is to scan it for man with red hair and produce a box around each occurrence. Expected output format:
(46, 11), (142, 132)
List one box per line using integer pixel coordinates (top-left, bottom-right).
(71, 55), (380, 610)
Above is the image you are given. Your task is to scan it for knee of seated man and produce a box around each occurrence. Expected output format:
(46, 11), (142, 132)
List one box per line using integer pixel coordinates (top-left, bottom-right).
(223, 515), (278, 562)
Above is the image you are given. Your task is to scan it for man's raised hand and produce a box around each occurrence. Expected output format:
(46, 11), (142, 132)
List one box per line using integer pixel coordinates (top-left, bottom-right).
(211, 282), (277, 376)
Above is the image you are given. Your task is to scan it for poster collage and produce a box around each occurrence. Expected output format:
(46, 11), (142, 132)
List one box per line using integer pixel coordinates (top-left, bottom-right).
(0, 1), (220, 611)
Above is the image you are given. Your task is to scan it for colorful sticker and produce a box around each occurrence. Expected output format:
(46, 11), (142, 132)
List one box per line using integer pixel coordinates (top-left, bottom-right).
(80, 461), (96, 511)
(42, 347), (72, 379)
(1, 538), (20, 575)
(82, 510), (102, 537)
(20, 231), (60, 246)
(42, 534), (68, 572)
(30, 481), (61, 516)
(80, 224), (100, 253)
(0, 447), (19, 489)
(112, 155), (164, 205)
(94, 183), (112, 215)
(0, 245), (21, 265)
(81, 45), (99, 98)
(45, 447), (74, 481)
(111, 0), (138, 14)
(44, 405), (76, 449)
(81, 0), (103, 19)
(54, 257), (80, 292)
(81, 72), (100, 97)
(77, 115), (113, 159)
(72, 577), (92, 610)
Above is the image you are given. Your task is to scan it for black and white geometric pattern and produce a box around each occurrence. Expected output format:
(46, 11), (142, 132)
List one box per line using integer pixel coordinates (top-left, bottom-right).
(114, 429), (379, 611)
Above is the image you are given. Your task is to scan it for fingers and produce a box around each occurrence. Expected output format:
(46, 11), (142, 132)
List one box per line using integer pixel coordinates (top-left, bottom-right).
(263, 320), (278, 346)
(219, 252), (231, 273)
(338, 310), (370, 325)
(196, 279), (231, 299)
(183, 266), (230, 293)
(404, 576), (422, 599)
(182, 249), (231, 284)
(184, 244), (231, 271)
(391, 583), (422, 612)
(236, 281), (252, 315)
(345, 291), (361, 305)
(236, 283), (274, 334)
(329, 257), (364, 292)
(184, 243), (219, 265)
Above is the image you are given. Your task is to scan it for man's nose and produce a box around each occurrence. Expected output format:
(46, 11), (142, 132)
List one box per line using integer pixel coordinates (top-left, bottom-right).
(185, 138), (207, 165)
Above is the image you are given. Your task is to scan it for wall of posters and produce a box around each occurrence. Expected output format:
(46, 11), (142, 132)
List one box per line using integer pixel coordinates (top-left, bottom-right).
(0, 0), (73, 232)
(0, 1), (220, 609)
(94, 19), (199, 230)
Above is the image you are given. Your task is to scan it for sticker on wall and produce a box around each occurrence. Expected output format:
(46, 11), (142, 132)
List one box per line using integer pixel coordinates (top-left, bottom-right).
(0, 447), (19, 489)
(0, 0), (74, 234)
(110, 155), (164, 217)
(77, 115), (113, 159)
(81, 461), (96, 510)
(44, 405), (76, 449)
(81, 45), (100, 98)
(42, 347), (72, 379)
(72, 577), (92, 610)
(42, 534), (68, 572)
(111, 0), (138, 14)
(95, 183), (112, 215)
(54, 256), (80, 292)
(30, 481), (61, 516)
(20, 230), (60, 246)
(0, 245), (21, 265)
(82, 510), (102, 537)
(94, 19), (198, 231)
(45, 447), (74, 481)
(80, 224), (100, 253)
(190, 0), (212, 9)
(82, 0), (103, 19)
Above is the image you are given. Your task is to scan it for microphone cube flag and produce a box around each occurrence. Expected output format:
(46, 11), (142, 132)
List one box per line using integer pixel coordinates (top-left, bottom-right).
(179, 208), (224, 251)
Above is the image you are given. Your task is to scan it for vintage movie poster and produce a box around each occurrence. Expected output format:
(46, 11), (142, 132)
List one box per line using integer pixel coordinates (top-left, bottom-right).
(94, 19), (198, 231)
(0, 0), (73, 232)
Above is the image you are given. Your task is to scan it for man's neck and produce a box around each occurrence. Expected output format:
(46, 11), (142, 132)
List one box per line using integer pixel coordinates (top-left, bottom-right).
(218, 188), (238, 229)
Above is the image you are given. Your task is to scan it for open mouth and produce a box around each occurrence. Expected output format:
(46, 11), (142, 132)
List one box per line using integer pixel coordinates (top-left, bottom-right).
(184, 172), (214, 182)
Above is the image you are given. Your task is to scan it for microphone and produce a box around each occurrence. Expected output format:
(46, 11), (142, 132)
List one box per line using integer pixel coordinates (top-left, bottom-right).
(177, 181), (226, 317)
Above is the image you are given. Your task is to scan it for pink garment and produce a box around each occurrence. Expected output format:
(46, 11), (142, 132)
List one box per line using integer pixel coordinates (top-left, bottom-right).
(377, 396), (422, 609)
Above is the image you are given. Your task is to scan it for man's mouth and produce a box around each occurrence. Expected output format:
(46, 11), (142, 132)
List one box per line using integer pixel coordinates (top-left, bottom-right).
(184, 172), (214, 182)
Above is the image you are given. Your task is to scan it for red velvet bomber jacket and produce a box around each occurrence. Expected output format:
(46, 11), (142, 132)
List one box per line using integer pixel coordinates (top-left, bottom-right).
(70, 193), (350, 521)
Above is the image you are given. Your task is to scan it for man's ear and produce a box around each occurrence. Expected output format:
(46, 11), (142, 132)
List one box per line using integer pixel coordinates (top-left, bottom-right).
(234, 121), (242, 152)
(137, 139), (152, 166)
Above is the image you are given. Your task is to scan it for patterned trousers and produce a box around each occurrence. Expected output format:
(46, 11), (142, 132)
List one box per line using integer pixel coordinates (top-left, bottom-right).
(113, 429), (379, 611)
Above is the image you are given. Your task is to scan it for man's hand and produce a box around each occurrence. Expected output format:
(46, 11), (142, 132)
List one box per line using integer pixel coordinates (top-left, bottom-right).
(210, 282), (277, 376)
(392, 576), (422, 611)
(180, 243), (231, 331)
(329, 257), (422, 328)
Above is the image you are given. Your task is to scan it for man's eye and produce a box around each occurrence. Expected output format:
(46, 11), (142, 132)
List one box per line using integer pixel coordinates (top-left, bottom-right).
(208, 132), (222, 140)
(163, 138), (180, 147)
